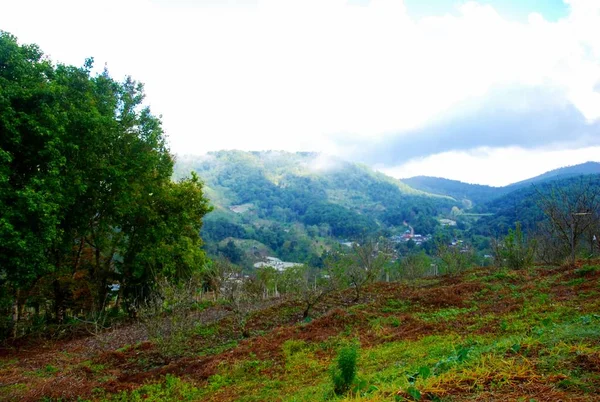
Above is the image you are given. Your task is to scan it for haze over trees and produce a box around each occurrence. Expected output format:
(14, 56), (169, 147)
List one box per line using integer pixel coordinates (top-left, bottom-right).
(0, 32), (211, 337)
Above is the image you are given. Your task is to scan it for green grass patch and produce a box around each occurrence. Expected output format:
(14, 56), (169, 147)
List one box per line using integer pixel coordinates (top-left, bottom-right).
(415, 307), (475, 323)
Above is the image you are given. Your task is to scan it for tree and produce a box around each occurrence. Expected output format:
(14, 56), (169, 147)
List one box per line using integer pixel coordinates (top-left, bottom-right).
(282, 265), (338, 319)
(0, 32), (211, 337)
(220, 265), (255, 338)
(399, 251), (432, 280)
(492, 222), (536, 270)
(330, 239), (392, 302)
(219, 240), (243, 264)
(436, 242), (474, 276)
(536, 177), (600, 265)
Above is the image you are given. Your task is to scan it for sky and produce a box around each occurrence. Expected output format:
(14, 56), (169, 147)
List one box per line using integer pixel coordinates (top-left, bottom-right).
(1, 0), (599, 186)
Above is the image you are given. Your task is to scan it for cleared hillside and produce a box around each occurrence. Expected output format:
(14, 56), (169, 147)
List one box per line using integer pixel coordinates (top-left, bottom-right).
(2, 262), (600, 401)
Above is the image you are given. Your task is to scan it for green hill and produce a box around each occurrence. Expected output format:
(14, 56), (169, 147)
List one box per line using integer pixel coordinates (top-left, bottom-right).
(472, 174), (600, 237)
(507, 161), (600, 189)
(400, 176), (505, 207)
(175, 151), (457, 265)
(402, 161), (600, 208)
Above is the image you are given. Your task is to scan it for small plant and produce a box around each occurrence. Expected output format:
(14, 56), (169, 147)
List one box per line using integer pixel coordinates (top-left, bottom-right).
(331, 344), (359, 395)
(399, 251), (432, 280)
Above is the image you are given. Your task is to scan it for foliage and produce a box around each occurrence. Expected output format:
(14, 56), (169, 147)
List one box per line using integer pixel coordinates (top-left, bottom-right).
(175, 151), (454, 263)
(281, 265), (338, 319)
(329, 240), (393, 302)
(401, 176), (506, 206)
(399, 251), (432, 280)
(436, 242), (474, 276)
(139, 275), (204, 359)
(536, 176), (600, 264)
(0, 32), (211, 339)
(219, 265), (257, 338)
(492, 222), (536, 270)
(331, 344), (359, 395)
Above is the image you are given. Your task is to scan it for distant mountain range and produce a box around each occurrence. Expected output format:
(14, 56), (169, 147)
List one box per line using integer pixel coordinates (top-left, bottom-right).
(401, 161), (600, 206)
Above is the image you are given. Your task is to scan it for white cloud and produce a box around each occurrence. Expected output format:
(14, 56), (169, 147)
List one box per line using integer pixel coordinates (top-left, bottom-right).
(1, 0), (599, 184)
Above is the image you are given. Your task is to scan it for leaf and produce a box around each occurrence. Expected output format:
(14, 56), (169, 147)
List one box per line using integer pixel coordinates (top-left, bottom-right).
(406, 385), (421, 401)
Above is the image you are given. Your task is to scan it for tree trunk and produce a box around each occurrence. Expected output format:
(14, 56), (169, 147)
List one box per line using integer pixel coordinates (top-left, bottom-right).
(303, 303), (311, 319)
(53, 279), (65, 324)
(353, 285), (360, 302)
(11, 290), (19, 338)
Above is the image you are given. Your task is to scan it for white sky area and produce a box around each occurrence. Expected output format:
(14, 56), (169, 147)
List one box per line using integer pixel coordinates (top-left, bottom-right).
(2, 0), (600, 186)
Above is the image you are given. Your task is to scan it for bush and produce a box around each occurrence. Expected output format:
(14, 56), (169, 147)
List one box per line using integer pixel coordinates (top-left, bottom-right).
(399, 252), (432, 280)
(436, 243), (474, 276)
(493, 222), (536, 270)
(331, 344), (358, 395)
(139, 276), (203, 359)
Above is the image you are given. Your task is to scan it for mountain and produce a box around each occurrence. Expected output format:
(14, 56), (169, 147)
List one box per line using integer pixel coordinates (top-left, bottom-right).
(402, 161), (600, 207)
(400, 176), (506, 207)
(507, 161), (600, 189)
(175, 151), (457, 265)
(473, 173), (600, 236)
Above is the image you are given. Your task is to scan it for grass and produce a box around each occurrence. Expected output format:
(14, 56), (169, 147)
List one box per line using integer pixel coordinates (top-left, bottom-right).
(1, 262), (600, 401)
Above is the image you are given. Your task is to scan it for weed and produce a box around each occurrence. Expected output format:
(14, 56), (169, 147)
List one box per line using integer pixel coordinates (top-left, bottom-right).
(105, 374), (200, 401)
(574, 265), (600, 277)
(416, 307), (474, 323)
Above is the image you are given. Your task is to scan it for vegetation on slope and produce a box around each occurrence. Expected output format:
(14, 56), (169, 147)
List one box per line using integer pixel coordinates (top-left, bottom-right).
(175, 151), (456, 265)
(1, 261), (600, 401)
(400, 177), (505, 207)
(401, 162), (600, 209)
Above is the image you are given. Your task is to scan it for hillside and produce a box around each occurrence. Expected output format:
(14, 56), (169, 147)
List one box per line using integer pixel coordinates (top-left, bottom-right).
(175, 151), (457, 265)
(2, 262), (600, 401)
(507, 161), (600, 189)
(400, 176), (505, 207)
(473, 174), (600, 236)
(402, 161), (600, 208)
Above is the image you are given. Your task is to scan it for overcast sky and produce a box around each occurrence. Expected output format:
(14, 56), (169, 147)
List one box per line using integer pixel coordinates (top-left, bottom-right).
(2, 0), (599, 186)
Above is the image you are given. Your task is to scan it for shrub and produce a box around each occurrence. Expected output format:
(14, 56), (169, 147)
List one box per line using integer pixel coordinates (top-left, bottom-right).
(139, 276), (203, 359)
(494, 222), (536, 270)
(399, 252), (432, 279)
(331, 344), (358, 395)
(436, 243), (474, 276)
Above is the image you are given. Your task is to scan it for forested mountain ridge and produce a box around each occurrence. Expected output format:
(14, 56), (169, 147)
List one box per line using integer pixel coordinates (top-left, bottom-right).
(402, 161), (600, 207)
(507, 161), (600, 189)
(473, 173), (600, 237)
(400, 176), (505, 207)
(177, 152), (600, 266)
(174, 151), (458, 264)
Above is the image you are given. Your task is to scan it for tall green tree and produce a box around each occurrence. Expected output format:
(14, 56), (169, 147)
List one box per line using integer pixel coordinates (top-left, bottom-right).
(0, 31), (211, 336)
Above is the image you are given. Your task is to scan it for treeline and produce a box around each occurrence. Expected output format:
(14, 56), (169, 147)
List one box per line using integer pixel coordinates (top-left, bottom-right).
(0, 32), (211, 338)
